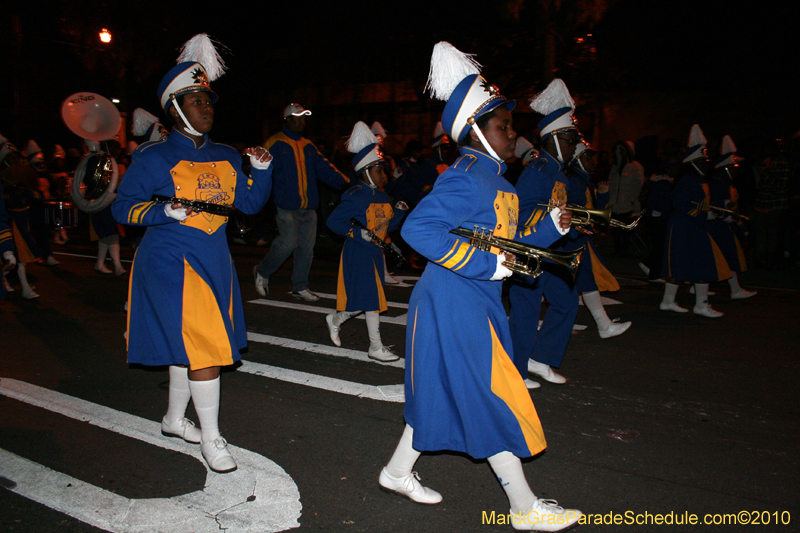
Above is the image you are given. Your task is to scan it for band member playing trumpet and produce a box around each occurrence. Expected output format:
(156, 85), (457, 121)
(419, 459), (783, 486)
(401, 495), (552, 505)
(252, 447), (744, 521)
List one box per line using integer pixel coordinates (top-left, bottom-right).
(112, 34), (273, 473)
(508, 78), (581, 387)
(567, 140), (632, 339)
(379, 42), (580, 531)
(659, 124), (731, 317)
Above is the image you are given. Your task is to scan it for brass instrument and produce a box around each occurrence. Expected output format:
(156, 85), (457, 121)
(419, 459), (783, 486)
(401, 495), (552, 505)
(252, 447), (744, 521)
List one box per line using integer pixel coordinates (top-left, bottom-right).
(450, 226), (583, 279)
(691, 201), (750, 222)
(609, 213), (642, 230)
(538, 201), (641, 231)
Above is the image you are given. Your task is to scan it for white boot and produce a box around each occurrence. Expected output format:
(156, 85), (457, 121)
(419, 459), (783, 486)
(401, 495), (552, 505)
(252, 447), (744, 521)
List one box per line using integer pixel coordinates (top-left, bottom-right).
(692, 283), (723, 318)
(583, 291), (631, 339)
(189, 377), (236, 473)
(659, 282), (687, 313)
(366, 311), (399, 362)
(17, 263), (39, 299)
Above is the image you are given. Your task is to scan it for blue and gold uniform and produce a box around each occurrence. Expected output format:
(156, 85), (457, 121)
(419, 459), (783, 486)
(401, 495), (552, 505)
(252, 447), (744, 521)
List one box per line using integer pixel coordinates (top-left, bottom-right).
(661, 171), (732, 282)
(705, 170), (747, 273)
(567, 165), (619, 294)
(112, 129), (272, 370)
(326, 184), (406, 312)
(508, 150), (577, 377)
(403, 147), (562, 459)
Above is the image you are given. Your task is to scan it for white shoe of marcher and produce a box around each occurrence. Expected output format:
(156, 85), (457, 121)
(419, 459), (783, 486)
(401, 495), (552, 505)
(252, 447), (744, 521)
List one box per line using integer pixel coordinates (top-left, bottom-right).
(731, 289), (757, 300)
(524, 379), (541, 390)
(325, 313), (341, 347)
(659, 301), (688, 313)
(253, 266), (268, 297)
(598, 320), (632, 339)
(378, 468), (442, 504)
(511, 498), (583, 531)
(201, 436), (237, 473)
(161, 417), (202, 443)
(291, 289), (319, 301)
(22, 289), (40, 300)
(693, 304), (724, 318)
(527, 360), (567, 384)
(384, 274), (400, 285)
(368, 345), (400, 362)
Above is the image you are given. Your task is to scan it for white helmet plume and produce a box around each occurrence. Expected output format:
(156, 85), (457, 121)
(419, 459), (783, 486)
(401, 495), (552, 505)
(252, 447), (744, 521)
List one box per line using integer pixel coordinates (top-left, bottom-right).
(347, 121), (379, 154)
(425, 41), (482, 102)
(530, 79), (574, 115)
(177, 33), (227, 81)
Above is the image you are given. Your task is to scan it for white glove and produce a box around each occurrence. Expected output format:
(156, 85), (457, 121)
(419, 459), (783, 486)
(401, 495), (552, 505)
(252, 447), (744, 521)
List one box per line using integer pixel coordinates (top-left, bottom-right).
(392, 167), (402, 179)
(724, 215), (733, 223)
(651, 210), (662, 217)
(3, 251), (16, 269)
(395, 201), (408, 210)
(490, 253), (513, 281)
(549, 207), (570, 236)
(360, 229), (373, 242)
(164, 203), (189, 221)
(250, 152), (272, 170)
(706, 211), (716, 220)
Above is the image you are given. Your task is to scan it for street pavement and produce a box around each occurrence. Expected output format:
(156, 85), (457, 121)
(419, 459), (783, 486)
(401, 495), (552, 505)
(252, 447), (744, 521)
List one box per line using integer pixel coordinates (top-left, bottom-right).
(1, 232), (798, 532)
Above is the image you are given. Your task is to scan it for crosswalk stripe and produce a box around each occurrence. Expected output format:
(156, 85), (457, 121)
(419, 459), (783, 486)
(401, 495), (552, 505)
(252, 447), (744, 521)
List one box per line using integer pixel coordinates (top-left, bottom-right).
(247, 332), (405, 368)
(248, 299), (408, 326)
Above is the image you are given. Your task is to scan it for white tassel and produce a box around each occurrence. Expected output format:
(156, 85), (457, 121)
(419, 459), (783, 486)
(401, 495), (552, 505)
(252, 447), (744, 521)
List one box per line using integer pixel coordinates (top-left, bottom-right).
(425, 41), (482, 102)
(347, 121), (378, 154)
(177, 33), (226, 81)
(720, 134), (737, 154)
(688, 124), (707, 147)
(132, 108), (159, 137)
(371, 121), (387, 139)
(530, 78), (575, 115)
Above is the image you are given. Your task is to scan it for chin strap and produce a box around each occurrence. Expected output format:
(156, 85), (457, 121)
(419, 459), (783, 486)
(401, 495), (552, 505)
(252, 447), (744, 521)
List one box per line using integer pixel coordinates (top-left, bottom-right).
(170, 96), (202, 137)
(691, 161), (705, 177)
(472, 124), (502, 161)
(365, 168), (377, 188)
(577, 159), (587, 173)
(553, 136), (565, 163)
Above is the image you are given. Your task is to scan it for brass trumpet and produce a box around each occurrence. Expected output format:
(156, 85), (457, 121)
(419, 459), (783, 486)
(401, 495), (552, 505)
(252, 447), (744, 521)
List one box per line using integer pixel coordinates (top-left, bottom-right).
(691, 201), (750, 222)
(450, 226), (583, 279)
(538, 201), (640, 230)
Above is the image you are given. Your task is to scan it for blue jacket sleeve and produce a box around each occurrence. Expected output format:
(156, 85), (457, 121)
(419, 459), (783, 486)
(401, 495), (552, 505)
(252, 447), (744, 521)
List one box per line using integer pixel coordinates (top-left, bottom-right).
(388, 205), (407, 232)
(516, 210), (564, 247)
(310, 147), (349, 189)
(401, 172), (496, 280)
(326, 188), (363, 238)
(233, 160), (272, 215)
(111, 152), (175, 226)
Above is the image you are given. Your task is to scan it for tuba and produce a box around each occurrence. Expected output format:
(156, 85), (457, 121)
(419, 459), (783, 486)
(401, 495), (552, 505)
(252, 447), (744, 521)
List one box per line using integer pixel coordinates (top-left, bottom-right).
(450, 226), (583, 279)
(61, 93), (122, 213)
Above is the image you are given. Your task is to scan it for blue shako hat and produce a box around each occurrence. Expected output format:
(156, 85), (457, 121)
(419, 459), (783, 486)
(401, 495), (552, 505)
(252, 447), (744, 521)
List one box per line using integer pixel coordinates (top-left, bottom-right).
(157, 34), (226, 114)
(347, 121), (386, 173)
(425, 42), (514, 160)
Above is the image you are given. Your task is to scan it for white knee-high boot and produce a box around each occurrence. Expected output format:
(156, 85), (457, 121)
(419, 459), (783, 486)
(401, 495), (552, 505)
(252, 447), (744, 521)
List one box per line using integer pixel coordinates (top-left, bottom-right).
(17, 263), (39, 299)
(487, 451), (537, 515)
(188, 377), (221, 443)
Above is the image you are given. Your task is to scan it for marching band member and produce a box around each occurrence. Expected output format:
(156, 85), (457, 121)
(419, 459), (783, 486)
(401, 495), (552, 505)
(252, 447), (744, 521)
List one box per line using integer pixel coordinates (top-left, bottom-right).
(659, 124), (732, 317)
(707, 135), (756, 299)
(567, 140), (631, 338)
(379, 42), (580, 531)
(508, 78), (580, 386)
(112, 34), (273, 473)
(325, 122), (408, 362)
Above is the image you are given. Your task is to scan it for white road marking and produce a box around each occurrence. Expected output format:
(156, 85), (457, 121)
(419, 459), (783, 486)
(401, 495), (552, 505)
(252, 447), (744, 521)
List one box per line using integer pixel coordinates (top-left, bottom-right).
(248, 299), (408, 326)
(247, 332), (405, 369)
(237, 361), (405, 403)
(311, 292), (409, 309)
(52, 251), (133, 263)
(0, 378), (301, 533)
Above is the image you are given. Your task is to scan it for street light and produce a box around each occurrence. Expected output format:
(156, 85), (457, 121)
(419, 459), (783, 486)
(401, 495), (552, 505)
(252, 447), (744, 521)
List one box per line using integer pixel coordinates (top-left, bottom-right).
(99, 28), (111, 44)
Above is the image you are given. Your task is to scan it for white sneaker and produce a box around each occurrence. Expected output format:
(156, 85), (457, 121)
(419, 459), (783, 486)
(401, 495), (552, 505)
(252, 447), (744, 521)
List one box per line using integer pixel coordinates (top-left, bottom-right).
(384, 274), (400, 285)
(325, 313), (341, 347)
(201, 436), (237, 473)
(598, 320), (632, 339)
(693, 304), (724, 318)
(291, 289), (319, 301)
(161, 417), (201, 443)
(45, 256), (60, 266)
(22, 289), (40, 300)
(527, 360), (566, 384)
(253, 266), (268, 297)
(731, 289), (757, 299)
(368, 345), (400, 362)
(378, 468), (442, 504)
(659, 301), (688, 313)
(511, 498), (583, 531)
(524, 379), (541, 389)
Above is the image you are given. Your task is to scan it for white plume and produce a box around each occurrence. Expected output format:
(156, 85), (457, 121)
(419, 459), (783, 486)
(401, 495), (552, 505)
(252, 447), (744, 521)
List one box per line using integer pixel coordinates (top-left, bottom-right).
(132, 108), (159, 137)
(530, 78), (574, 115)
(514, 136), (534, 160)
(347, 121), (378, 154)
(720, 134), (737, 154)
(688, 124), (707, 147)
(24, 140), (42, 157)
(177, 33), (227, 81)
(371, 121), (387, 139)
(425, 41), (482, 102)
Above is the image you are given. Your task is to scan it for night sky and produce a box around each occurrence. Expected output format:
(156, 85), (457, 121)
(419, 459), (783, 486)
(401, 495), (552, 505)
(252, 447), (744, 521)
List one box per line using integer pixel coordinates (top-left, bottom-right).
(2, 0), (797, 153)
